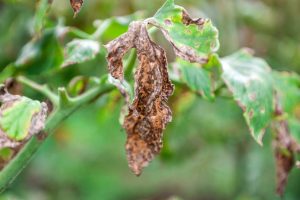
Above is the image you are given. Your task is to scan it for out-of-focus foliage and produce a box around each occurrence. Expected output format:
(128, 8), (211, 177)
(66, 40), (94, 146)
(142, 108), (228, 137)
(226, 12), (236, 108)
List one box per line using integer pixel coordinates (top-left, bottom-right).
(221, 49), (274, 145)
(0, 0), (300, 200)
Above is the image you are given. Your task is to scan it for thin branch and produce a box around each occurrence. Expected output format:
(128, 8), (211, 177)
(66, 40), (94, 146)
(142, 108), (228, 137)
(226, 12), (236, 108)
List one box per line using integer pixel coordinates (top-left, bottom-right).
(16, 76), (59, 106)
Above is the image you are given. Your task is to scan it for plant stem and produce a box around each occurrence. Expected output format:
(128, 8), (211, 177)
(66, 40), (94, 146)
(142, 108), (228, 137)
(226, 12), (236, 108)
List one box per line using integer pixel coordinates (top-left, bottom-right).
(17, 76), (59, 106)
(0, 82), (114, 191)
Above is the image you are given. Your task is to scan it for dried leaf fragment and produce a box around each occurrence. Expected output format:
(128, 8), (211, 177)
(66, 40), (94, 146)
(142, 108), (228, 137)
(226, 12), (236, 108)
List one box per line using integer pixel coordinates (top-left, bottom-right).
(272, 101), (298, 196)
(0, 88), (48, 149)
(273, 120), (294, 196)
(70, 0), (83, 17)
(105, 21), (174, 175)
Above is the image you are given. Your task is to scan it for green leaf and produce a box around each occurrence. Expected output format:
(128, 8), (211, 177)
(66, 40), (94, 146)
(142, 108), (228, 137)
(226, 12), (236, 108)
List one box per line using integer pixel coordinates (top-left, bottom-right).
(177, 59), (214, 100)
(15, 27), (64, 74)
(0, 94), (47, 141)
(221, 49), (274, 145)
(62, 39), (100, 67)
(151, 0), (219, 63)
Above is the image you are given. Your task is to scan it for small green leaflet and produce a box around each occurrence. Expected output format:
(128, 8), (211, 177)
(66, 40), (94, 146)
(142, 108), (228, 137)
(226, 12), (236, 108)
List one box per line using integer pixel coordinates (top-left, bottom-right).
(151, 0), (219, 63)
(221, 49), (274, 145)
(176, 59), (214, 100)
(0, 92), (47, 141)
(63, 39), (100, 67)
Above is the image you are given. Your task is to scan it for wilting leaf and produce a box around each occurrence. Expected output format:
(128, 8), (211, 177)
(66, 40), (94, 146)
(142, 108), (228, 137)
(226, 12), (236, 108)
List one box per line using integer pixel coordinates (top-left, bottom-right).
(105, 21), (174, 175)
(63, 39), (100, 67)
(150, 0), (219, 63)
(176, 59), (214, 100)
(70, 0), (84, 17)
(221, 49), (274, 145)
(273, 72), (300, 147)
(0, 89), (47, 148)
(272, 102), (296, 196)
(274, 130), (294, 196)
(15, 27), (64, 74)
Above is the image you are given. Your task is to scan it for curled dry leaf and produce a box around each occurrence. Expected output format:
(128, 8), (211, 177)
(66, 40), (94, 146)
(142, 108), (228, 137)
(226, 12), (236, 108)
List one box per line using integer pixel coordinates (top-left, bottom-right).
(0, 88), (48, 149)
(105, 21), (174, 175)
(70, 0), (83, 17)
(273, 101), (298, 196)
(273, 120), (294, 196)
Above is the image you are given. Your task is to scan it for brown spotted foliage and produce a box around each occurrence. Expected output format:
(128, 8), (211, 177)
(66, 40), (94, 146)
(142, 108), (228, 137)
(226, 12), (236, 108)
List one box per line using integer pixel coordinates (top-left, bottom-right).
(106, 21), (174, 175)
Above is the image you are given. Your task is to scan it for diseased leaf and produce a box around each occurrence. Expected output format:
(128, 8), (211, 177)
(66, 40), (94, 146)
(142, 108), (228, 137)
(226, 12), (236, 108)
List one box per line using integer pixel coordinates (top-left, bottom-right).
(273, 72), (300, 145)
(0, 88), (47, 148)
(150, 0), (219, 63)
(105, 21), (174, 175)
(272, 102), (297, 196)
(221, 49), (274, 145)
(70, 0), (83, 17)
(272, 72), (300, 155)
(176, 59), (214, 100)
(63, 39), (100, 67)
(274, 125), (294, 196)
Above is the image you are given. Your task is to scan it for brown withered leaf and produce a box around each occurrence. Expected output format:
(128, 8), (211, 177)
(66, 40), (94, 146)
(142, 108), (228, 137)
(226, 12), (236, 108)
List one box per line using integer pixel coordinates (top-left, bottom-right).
(273, 120), (294, 196)
(273, 101), (298, 196)
(105, 21), (174, 175)
(70, 0), (83, 17)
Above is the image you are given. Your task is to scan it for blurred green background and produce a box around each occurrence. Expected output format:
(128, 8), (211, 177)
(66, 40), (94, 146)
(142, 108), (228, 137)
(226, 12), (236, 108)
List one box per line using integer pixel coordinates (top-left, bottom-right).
(0, 0), (300, 199)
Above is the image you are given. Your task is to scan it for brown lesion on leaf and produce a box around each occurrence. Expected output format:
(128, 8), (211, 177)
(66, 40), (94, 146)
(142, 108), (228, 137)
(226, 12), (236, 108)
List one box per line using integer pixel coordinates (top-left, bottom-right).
(0, 87), (48, 169)
(0, 87), (48, 149)
(70, 0), (83, 17)
(272, 98), (300, 196)
(164, 19), (172, 26)
(182, 10), (205, 27)
(148, 10), (210, 64)
(273, 120), (294, 196)
(105, 21), (174, 175)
